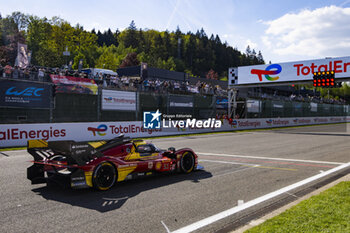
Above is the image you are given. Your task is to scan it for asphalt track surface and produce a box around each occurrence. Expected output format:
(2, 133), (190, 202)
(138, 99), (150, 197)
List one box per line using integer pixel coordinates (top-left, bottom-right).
(0, 123), (350, 233)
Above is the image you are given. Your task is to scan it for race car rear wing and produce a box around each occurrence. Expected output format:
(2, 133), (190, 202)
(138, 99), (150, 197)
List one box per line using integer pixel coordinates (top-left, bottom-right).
(27, 139), (104, 166)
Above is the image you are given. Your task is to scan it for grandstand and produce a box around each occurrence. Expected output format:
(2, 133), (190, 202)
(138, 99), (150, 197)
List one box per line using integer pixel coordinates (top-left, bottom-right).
(0, 64), (349, 124)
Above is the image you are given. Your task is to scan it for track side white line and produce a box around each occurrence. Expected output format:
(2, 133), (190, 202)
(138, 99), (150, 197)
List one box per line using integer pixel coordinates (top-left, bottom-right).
(171, 162), (350, 233)
(199, 159), (259, 167)
(198, 152), (345, 165)
(161, 221), (171, 233)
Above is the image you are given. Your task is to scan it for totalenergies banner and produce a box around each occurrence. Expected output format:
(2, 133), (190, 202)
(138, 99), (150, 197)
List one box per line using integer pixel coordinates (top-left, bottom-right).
(101, 90), (136, 111)
(237, 56), (350, 85)
(0, 116), (349, 147)
(50, 74), (98, 95)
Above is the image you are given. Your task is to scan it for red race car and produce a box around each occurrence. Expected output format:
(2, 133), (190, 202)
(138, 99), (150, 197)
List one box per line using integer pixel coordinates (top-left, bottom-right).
(27, 135), (202, 190)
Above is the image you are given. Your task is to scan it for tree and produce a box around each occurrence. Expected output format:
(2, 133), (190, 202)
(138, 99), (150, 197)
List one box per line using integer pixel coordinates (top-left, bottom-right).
(155, 57), (176, 71)
(245, 45), (252, 57)
(257, 50), (264, 64)
(72, 52), (87, 70)
(123, 20), (138, 48)
(0, 14), (26, 65)
(102, 28), (117, 46)
(9, 11), (29, 31)
(120, 52), (139, 68)
(97, 30), (103, 46)
(0, 11), (267, 76)
(95, 44), (118, 70)
(206, 69), (218, 80)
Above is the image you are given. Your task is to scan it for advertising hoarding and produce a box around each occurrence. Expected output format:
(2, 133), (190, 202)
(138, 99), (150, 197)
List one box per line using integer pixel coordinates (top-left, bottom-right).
(168, 95), (194, 114)
(216, 96), (228, 109)
(1, 116), (349, 147)
(101, 90), (136, 111)
(235, 56), (350, 85)
(247, 100), (261, 113)
(50, 74), (98, 95)
(0, 80), (51, 109)
(168, 95), (194, 108)
(310, 103), (318, 112)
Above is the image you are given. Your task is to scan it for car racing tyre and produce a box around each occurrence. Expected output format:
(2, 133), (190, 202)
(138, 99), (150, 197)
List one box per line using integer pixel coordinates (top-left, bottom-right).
(180, 152), (195, 173)
(92, 162), (117, 191)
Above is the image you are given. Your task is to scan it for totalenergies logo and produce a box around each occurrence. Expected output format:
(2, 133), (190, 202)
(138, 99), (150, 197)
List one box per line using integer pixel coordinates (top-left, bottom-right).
(266, 119), (273, 125)
(251, 64), (282, 81)
(231, 120), (238, 128)
(87, 124), (108, 136)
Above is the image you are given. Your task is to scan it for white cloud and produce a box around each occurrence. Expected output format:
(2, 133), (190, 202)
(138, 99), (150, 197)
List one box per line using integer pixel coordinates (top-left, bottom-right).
(262, 5), (350, 60)
(245, 39), (258, 50)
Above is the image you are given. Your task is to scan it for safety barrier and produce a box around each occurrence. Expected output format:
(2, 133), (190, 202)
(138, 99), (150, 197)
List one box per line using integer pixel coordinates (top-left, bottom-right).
(1, 116), (349, 147)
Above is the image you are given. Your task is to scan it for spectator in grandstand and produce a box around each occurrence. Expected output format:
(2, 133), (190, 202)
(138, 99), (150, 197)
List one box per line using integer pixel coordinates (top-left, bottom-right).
(4, 63), (13, 78)
(38, 67), (45, 81)
(155, 79), (161, 92)
(143, 79), (150, 91)
(98, 72), (104, 85)
(1, 62), (231, 98)
(29, 66), (37, 80)
(12, 66), (19, 79)
(0, 64), (3, 77)
(105, 74), (111, 86)
(24, 67), (31, 79)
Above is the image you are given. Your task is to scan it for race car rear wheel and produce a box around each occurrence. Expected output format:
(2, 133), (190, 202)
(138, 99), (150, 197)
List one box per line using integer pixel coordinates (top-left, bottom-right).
(180, 152), (195, 173)
(92, 162), (116, 191)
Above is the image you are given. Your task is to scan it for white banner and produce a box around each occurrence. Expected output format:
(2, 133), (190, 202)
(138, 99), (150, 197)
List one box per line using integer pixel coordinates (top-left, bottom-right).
(247, 100), (261, 113)
(1, 116), (349, 147)
(310, 103), (318, 112)
(236, 56), (350, 85)
(101, 90), (136, 111)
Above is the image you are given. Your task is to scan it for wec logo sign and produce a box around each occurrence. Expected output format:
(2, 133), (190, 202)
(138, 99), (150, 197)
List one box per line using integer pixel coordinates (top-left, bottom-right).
(5, 87), (44, 97)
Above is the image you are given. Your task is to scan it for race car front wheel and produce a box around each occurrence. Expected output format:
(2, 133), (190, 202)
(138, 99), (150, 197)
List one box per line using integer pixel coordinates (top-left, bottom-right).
(92, 162), (116, 191)
(180, 152), (195, 173)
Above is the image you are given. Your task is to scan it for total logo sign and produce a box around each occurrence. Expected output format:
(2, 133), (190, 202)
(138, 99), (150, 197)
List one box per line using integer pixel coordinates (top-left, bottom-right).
(251, 64), (282, 82)
(237, 56), (350, 85)
(229, 120), (238, 128)
(87, 124), (108, 136)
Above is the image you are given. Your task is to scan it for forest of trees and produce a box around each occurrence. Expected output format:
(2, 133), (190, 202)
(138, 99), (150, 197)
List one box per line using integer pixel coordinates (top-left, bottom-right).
(0, 12), (265, 79)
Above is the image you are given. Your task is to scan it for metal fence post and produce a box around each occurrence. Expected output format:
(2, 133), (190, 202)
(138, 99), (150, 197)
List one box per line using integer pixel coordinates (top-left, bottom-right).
(136, 91), (139, 121)
(97, 86), (101, 122)
(49, 83), (54, 123)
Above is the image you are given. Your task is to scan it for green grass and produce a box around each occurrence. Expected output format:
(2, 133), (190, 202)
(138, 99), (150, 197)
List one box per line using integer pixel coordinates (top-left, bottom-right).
(246, 181), (350, 233)
(0, 147), (26, 151)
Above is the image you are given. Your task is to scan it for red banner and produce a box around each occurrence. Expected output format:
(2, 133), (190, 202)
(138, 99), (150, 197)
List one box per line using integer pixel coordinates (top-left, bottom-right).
(50, 74), (98, 95)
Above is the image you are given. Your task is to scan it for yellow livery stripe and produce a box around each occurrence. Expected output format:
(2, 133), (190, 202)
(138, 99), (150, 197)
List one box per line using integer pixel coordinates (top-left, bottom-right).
(84, 171), (93, 187)
(88, 141), (107, 148)
(27, 140), (48, 148)
(117, 166), (137, 181)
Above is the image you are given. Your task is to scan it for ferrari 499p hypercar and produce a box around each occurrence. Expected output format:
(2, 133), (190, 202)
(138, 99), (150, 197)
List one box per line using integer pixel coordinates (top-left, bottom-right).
(27, 135), (201, 191)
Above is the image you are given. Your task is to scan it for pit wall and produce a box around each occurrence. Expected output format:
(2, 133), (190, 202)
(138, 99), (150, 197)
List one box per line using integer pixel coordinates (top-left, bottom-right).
(1, 116), (349, 148)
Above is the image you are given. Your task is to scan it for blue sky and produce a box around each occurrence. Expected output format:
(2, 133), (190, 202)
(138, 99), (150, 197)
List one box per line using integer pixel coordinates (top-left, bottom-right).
(1, 0), (350, 64)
